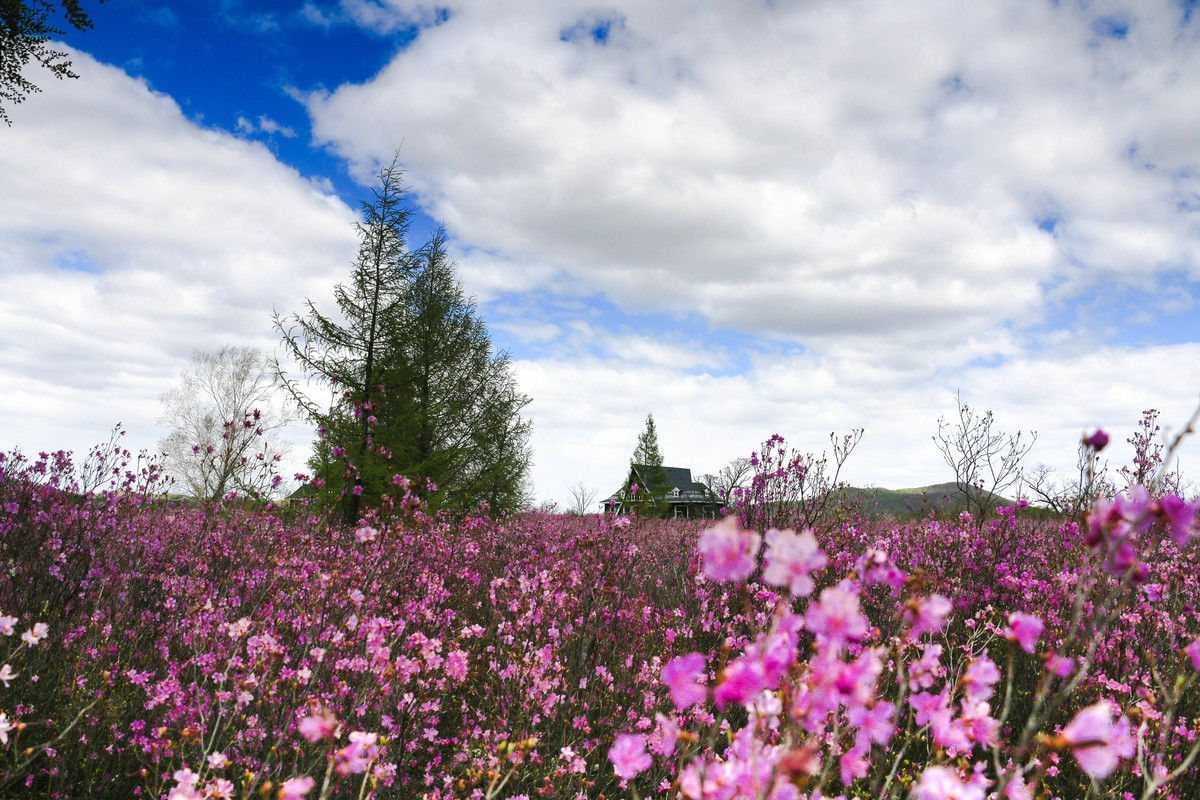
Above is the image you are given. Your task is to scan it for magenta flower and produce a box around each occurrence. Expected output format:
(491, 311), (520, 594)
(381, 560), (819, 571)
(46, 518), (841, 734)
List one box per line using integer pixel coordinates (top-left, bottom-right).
(713, 653), (768, 709)
(1083, 429), (1109, 451)
(847, 700), (895, 747)
(608, 733), (652, 781)
(1046, 652), (1075, 678)
(1061, 700), (1135, 780)
(278, 776), (315, 800)
(698, 516), (761, 583)
(1005, 612), (1043, 654)
(761, 527), (827, 597)
(1158, 494), (1199, 546)
(1184, 638), (1200, 672)
(961, 656), (1000, 704)
(662, 652), (707, 710)
(905, 593), (953, 640)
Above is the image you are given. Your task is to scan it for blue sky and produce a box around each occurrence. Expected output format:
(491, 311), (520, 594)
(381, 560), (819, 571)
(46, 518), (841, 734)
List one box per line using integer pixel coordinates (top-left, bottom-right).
(3, 0), (1200, 507)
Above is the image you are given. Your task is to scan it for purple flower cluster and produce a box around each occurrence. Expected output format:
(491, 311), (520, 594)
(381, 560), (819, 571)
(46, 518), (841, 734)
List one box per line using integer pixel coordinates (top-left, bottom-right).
(1, 424), (1199, 800)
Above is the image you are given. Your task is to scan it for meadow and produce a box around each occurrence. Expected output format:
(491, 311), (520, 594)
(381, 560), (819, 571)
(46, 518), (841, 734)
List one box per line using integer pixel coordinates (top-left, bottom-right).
(1, 430), (1199, 800)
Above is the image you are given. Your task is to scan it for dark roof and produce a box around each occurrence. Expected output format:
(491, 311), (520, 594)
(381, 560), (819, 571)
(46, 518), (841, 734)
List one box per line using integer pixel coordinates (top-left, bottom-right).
(603, 465), (722, 506)
(632, 464), (694, 491)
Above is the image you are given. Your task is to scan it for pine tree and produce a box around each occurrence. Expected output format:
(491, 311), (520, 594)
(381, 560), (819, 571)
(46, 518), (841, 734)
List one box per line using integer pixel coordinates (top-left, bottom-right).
(632, 413), (664, 468)
(275, 158), (532, 521)
(626, 413), (671, 515)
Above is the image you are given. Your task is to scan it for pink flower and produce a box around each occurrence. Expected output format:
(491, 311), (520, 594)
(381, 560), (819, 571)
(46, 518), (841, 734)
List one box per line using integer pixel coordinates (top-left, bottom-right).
(908, 643), (944, 692)
(0, 664), (17, 687)
(960, 698), (999, 746)
(0, 616), (16, 636)
(906, 594), (953, 640)
(1005, 612), (1043, 654)
(698, 517), (761, 582)
(608, 733), (652, 781)
(714, 653), (768, 709)
(648, 713), (679, 757)
(1158, 495), (1199, 546)
(1185, 638), (1200, 672)
(911, 766), (985, 800)
(335, 731), (380, 775)
(278, 776), (315, 800)
(0, 713), (14, 745)
(355, 525), (378, 543)
(761, 527), (827, 597)
(20, 622), (48, 647)
(444, 648), (469, 681)
(847, 701), (895, 747)
(1046, 652), (1074, 678)
(166, 769), (201, 800)
(961, 656), (1001, 704)
(662, 653), (707, 710)
(839, 740), (870, 785)
(297, 710), (338, 743)
(805, 580), (869, 648)
(1061, 700), (1135, 780)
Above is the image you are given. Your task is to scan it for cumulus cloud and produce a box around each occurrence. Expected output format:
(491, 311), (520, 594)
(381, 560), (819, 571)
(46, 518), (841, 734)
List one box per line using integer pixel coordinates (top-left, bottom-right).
(307, 0), (1200, 347)
(0, 47), (358, 459)
(516, 342), (1200, 508)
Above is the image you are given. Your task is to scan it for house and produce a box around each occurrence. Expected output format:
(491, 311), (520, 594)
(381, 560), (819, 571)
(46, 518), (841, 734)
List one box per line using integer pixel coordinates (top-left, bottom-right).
(601, 464), (724, 518)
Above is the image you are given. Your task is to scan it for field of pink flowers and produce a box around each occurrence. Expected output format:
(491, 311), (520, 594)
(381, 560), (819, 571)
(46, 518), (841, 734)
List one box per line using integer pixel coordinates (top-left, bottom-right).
(2, 432), (1200, 799)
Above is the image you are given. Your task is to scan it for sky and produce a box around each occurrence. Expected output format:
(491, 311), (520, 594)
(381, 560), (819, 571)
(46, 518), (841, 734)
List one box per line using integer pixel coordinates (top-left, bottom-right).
(2, 0), (1200, 508)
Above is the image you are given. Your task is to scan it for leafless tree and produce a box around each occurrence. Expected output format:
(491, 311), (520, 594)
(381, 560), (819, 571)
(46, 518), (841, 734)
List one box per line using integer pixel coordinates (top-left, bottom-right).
(700, 457), (753, 504)
(565, 481), (599, 515)
(1025, 440), (1113, 518)
(933, 393), (1035, 524)
(158, 345), (294, 502)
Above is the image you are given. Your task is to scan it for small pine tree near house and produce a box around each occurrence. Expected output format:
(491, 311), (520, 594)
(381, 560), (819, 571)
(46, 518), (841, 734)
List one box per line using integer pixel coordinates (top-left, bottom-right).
(624, 413), (673, 516)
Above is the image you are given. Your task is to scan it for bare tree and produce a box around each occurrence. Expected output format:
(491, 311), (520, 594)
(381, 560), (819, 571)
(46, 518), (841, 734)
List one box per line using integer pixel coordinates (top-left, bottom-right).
(933, 393), (1035, 523)
(565, 481), (599, 516)
(699, 457), (753, 504)
(158, 345), (293, 502)
(1025, 438), (1113, 518)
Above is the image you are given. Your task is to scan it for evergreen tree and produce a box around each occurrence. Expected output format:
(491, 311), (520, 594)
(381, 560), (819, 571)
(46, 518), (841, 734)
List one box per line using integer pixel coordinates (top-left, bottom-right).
(625, 413), (671, 515)
(275, 158), (532, 522)
(632, 413), (664, 467)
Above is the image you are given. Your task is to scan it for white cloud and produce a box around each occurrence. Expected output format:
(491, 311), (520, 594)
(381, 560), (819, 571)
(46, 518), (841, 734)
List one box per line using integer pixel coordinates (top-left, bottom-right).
(293, 0), (1200, 504)
(306, 0), (1200, 347)
(516, 342), (1200, 508)
(236, 115), (298, 138)
(0, 47), (358, 461)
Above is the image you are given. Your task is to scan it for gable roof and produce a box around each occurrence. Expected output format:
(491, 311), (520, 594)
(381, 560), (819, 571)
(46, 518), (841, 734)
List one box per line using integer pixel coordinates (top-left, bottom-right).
(632, 464), (695, 492)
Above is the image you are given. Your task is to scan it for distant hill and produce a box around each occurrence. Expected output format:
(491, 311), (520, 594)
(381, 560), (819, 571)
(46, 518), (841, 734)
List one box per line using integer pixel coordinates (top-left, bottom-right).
(837, 482), (1016, 518)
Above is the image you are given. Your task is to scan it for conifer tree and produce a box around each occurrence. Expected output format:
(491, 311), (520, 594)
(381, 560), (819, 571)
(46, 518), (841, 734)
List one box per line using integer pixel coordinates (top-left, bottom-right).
(625, 413), (671, 515)
(275, 158), (532, 521)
